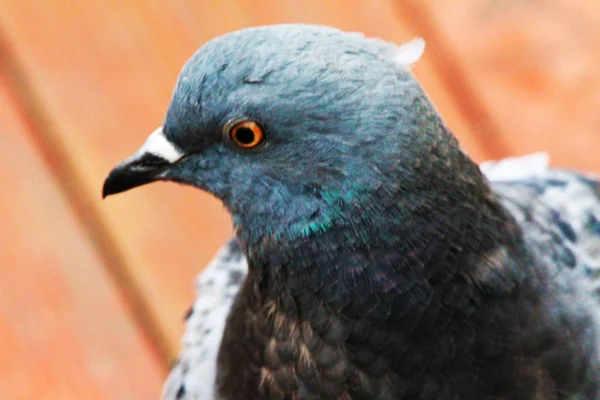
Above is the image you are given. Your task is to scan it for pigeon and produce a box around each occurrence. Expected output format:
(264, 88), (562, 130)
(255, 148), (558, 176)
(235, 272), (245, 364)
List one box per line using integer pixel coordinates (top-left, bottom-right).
(103, 25), (600, 399)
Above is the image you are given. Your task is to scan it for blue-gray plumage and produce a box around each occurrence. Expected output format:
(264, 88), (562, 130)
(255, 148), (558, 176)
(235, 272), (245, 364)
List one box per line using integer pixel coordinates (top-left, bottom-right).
(103, 25), (600, 399)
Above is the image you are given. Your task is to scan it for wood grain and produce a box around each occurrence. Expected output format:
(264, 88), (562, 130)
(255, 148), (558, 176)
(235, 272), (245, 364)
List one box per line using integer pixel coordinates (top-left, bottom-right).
(402, 0), (600, 172)
(0, 1), (235, 358)
(0, 72), (165, 400)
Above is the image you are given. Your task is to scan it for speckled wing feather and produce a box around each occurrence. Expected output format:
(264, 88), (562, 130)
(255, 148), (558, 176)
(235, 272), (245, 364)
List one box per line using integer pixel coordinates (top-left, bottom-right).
(162, 241), (247, 400)
(163, 153), (600, 400)
(482, 153), (600, 291)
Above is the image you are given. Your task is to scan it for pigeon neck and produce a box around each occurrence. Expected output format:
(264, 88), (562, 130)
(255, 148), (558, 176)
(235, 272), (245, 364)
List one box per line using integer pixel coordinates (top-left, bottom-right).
(239, 178), (525, 324)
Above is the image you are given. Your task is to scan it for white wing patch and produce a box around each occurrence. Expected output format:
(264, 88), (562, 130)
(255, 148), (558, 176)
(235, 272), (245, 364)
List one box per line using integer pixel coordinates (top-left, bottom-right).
(480, 152), (550, 181)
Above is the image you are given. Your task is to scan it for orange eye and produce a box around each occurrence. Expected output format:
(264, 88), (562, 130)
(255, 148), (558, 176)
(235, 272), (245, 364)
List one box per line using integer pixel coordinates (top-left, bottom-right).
(227, 120), (264, 149)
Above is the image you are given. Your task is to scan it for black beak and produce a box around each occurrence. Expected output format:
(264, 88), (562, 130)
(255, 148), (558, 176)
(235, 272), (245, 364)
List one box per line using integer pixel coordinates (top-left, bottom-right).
(103, 126), (183, 198)
(102, 153), (171, 198)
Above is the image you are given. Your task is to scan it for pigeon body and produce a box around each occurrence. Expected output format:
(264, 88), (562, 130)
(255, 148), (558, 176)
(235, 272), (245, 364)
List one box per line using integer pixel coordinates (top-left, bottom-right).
(103, 25), (600, 399)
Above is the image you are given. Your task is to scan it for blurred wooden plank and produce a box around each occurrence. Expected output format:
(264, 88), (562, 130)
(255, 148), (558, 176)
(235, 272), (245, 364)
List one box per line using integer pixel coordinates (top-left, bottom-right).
(0, 1), (234, 357)
(0, 74), (165, 399)
(398, 0), (600, 173)
(0, 0), (487, 357)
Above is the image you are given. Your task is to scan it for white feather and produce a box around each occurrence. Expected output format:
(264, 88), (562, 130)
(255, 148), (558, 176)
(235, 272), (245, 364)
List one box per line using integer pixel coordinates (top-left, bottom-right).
(394, 37), (426, 65)
(480, 152), (550, 181)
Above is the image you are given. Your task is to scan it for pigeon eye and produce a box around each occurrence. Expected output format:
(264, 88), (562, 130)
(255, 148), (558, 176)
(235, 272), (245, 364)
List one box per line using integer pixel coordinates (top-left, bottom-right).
(226, 120), (264, 149)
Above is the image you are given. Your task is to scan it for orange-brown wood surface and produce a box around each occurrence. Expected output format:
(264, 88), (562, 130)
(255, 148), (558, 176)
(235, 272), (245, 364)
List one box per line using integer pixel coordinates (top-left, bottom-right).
(1, 1), (598, 399)
(0, 74), (165, 399)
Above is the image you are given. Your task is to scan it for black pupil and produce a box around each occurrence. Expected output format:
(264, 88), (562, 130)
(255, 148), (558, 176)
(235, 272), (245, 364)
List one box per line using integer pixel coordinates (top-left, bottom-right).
(235, 127), (255, 145)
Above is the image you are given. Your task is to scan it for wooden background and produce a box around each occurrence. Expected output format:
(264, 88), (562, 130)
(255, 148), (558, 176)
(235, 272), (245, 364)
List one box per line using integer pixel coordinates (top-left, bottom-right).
(2, 1), (599, 399)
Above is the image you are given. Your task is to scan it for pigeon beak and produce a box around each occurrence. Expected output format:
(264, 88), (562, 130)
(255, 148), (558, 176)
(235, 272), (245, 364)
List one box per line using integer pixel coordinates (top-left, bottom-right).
(102, 127), (184, 198)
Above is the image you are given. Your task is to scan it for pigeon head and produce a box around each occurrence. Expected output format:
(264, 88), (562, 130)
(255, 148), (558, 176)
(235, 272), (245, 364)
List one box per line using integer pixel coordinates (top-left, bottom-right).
(104, 24), (490, 249)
